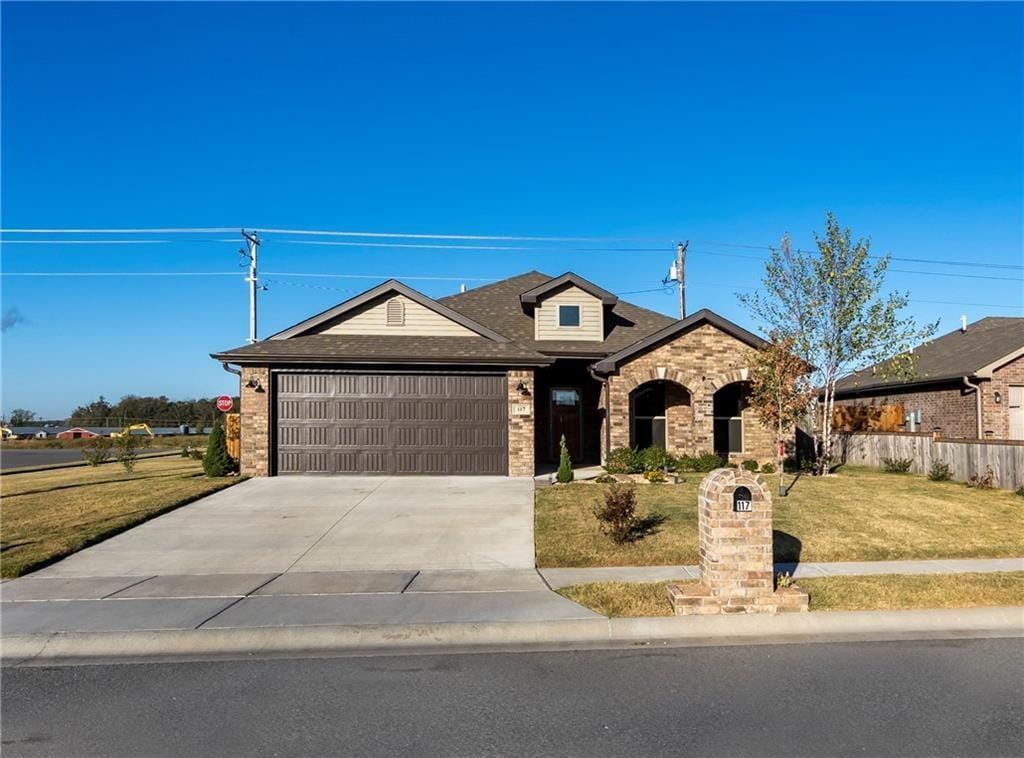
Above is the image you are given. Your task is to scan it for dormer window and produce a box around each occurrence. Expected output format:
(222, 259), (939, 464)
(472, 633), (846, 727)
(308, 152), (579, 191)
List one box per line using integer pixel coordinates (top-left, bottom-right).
(558, 304), (581, 328)
(385, 297), (405, 326)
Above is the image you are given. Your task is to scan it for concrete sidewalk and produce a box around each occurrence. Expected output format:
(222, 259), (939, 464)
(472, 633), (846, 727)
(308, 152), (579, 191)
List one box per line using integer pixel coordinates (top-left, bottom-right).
(539, 557), (1024, 588)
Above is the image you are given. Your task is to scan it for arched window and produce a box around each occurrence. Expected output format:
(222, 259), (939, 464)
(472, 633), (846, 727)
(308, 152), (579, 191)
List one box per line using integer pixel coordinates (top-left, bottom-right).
(631, 383), (666, 449)
(385, 297), (405, 326)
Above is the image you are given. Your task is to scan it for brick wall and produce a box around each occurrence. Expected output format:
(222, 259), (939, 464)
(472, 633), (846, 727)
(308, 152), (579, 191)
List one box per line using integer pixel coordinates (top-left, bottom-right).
(983, 355), (1024, 439)
(603, 323), (776, 463)
(240, 366), (270, 476)
(833, 381), (978, 439)
(507, 369), (535, 476)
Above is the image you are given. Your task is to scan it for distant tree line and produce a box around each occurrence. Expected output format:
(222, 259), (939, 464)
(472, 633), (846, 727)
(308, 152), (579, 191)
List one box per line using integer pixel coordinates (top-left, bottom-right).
(66, 395), (241, 428)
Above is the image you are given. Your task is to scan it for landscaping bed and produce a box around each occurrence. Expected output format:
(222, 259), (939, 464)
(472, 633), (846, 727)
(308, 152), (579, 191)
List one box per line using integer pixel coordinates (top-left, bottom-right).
(558, 572), (1024, 617)
(536, 466), (1024, 568)
(0, 457), (242, 578)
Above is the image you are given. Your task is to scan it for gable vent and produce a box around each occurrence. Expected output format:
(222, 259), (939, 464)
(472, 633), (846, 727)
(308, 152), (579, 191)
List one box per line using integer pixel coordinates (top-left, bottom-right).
(385, 297), (405, 326)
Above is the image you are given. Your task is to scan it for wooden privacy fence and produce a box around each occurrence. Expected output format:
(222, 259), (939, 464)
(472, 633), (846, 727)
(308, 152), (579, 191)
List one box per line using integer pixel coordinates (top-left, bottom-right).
(836, 431), (1024, 490)
(225, 413), (241, 462)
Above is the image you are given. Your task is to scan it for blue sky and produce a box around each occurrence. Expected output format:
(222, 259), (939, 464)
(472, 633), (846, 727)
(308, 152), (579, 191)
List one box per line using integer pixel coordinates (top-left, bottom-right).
(2, 2), (1021, 419)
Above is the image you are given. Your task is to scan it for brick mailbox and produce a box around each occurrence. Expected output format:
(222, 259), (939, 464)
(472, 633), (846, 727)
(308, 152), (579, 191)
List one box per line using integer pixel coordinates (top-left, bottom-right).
(667, 468), (808, 615)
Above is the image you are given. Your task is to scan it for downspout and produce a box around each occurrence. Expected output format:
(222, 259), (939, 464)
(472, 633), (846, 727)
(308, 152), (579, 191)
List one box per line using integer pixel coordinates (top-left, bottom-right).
(962, 375), (982, 439)
(589, 366), (610, 464)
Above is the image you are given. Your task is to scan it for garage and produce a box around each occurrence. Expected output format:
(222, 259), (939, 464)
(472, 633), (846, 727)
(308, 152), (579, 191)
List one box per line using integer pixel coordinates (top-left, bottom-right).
(275, 371), (508, 475)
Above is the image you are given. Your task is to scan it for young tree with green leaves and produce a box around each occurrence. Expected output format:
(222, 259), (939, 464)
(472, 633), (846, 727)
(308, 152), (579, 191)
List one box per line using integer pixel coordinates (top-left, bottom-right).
(748, 333), (816, 495)
(556, 434), (574, 483)
(740, 213), (936, 474)
(203, 420), (238, 477)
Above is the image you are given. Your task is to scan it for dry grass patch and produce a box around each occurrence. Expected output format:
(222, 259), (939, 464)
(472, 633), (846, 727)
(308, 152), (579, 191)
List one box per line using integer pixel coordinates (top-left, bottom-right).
(536, 467), (1024, 568)
(558, 572), (1024, 617)
(0, 457), (241, 578)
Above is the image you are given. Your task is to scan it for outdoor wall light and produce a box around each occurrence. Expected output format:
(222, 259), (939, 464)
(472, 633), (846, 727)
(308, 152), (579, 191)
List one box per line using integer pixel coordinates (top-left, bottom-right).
(994, 391), (1002, 404)
(246, 377), (263, 391)
(516, 382), (531, 397)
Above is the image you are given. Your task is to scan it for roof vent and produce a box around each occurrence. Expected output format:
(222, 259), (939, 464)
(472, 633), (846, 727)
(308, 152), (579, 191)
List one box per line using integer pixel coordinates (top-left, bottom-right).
(960, 314), (967, 333)
(386, 297), (405, 326)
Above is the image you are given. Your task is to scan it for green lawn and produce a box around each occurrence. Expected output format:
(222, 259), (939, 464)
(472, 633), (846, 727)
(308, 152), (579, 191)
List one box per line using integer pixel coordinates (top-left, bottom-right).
(536, 466), (1024, 568)
(1, 457), (242, 578)
(558, 572), (1024, 617)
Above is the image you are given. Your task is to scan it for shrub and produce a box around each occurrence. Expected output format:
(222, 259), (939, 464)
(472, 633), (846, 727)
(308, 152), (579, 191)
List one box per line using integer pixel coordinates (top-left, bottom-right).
(189, 447), (204, 461)
(556, 434), (574, 484)
(928, 461), (952, 482)
(605, 447), (641, 474)
(639, 445), (671, 472)
(694, 451), (726, 472)
(741, 459), (760, 472)
(1015, 487), (1024, 498)
(81, 436), (113, 466)
(594, 473), (617, 484)
(966, 466), (995, 490)
(202, 421), (238, 477)
(114, 433), (138, 474)
(593, 483), (638, 543)
(643, 469), (667, 483)
(673, 454), (697, 472)
(776, 571), (795, 589)
(882, 457), (913, 473)
(180, 445), (192, 458)
(761, 462), (776, 474)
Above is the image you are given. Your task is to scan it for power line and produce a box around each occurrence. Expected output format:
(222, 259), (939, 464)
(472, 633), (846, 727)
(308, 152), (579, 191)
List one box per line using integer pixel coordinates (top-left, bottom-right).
(0, 227), (240, 234)
(263, 271), (495, 282)
(0, 271), (239, 277)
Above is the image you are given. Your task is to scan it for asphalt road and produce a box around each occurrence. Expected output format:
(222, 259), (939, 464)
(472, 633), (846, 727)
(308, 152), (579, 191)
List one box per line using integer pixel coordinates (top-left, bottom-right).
(0, 448), (169, 470)
(3, 638), (1021, 757)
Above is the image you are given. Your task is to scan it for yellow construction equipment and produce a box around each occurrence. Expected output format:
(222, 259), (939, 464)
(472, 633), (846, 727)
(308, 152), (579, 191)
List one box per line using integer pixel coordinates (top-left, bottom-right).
(111, 423), (155, 438)
(1, 426), (12, 440)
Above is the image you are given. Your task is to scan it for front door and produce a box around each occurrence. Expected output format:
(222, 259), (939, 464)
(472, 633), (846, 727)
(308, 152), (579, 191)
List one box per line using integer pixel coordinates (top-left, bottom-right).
(551, 388), (582, 462)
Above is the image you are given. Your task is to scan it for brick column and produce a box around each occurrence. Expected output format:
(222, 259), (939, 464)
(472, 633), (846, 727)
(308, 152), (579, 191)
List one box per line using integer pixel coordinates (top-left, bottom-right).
(507, 369), (535, 477)
(668, 468), (808, 614)
(240, 366), (270, 476)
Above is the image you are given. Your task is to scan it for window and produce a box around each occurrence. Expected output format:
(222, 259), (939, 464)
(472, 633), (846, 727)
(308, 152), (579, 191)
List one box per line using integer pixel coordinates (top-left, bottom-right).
(552, 389), (580, 406)
(558, 304), (581, 327)
(385, 297), (405, 326)
(632, 384), (666, 449)
(713, 384), (745, 455)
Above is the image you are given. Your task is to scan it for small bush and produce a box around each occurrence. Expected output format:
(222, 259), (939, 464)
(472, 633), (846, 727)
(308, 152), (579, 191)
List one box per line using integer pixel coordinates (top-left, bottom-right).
(882, 457), (913, 473)
(741, 459), (759, 472)
(966, 466), (995, 490)
(202, 421), (238, 477)
(189, 447), (204, 461)
(761, 462), (776, 474)
(1015, 487), (1024, 498)
(594, 482), (639, 543)
(776, 571), (795, 589)
(928, 461), (952, 482)
(639, 445), (671, 472)
(673, 454), (697, 472)
(605, 447), (642, 474)
(594, 473), (617, 484)
(81, 436), (113, 466)
(114, 433), (139, 474)
(643, 469), (667, 483)
(694, 451), (726, 472)
(556, 434), (574, 484)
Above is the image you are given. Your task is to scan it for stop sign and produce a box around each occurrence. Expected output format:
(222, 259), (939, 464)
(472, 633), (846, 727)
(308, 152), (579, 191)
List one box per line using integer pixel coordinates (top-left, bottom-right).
(216, 395), (233, 413)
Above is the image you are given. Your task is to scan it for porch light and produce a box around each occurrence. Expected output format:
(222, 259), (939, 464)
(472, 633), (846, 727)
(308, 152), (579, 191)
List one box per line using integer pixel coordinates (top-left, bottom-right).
(516, 382), (531, 397)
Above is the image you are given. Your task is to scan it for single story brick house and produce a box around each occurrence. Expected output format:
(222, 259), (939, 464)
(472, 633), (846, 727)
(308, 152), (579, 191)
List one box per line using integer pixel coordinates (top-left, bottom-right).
(833, 316), (1024, 440)
(212, 271), (777, 476)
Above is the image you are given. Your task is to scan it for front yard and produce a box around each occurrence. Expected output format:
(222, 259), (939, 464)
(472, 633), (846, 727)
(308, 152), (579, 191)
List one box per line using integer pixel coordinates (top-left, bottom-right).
(558, 572), (1024, 617)
(536, 466), (1024, 568)
(0, 457), (242, 578)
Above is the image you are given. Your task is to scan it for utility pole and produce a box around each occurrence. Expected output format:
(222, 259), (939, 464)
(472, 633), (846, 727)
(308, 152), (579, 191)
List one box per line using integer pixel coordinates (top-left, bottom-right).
(241, 230), (260, 343)
(676, 240), (688, 319)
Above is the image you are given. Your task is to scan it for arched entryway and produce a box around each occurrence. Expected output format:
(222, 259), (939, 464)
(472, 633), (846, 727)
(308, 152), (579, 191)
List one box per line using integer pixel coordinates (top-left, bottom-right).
(713, 381), (749, 457)
(629, 380), (691, 450)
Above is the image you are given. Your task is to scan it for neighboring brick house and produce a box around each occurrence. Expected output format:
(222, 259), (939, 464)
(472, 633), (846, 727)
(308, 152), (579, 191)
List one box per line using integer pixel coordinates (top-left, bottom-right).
(212, 271), (777, 477)
(833, 317), (1024, 441)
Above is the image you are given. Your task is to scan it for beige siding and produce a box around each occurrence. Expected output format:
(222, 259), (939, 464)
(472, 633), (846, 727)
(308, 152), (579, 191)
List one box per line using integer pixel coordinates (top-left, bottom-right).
(534, 286), (604, 341)
(312, 295), (477, 337)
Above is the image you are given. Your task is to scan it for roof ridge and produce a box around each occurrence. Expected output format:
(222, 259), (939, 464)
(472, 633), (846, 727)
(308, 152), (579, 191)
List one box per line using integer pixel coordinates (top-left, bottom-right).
(439, 270), (552, 302)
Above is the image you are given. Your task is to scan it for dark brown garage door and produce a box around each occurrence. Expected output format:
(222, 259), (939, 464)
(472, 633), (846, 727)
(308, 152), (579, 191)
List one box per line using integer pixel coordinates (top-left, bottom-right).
(275, 372), (508, 475)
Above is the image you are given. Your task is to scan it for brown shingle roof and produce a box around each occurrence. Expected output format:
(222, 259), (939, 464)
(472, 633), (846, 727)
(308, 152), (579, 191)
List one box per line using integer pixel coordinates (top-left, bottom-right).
(211, 334), (550, 366)
(835, 317), (1024, 393)
(438, 271), (676, 355)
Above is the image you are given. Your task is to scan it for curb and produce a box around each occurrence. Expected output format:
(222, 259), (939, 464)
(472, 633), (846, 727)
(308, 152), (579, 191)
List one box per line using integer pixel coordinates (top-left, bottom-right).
(3, 607), (1021, 666)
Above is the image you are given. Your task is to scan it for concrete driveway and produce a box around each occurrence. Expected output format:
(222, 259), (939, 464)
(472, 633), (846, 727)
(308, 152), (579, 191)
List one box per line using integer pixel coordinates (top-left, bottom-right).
(32, 476), (536, 578)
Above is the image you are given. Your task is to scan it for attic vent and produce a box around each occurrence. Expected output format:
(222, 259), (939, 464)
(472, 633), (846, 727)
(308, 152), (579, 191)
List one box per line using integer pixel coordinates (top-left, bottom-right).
(385, 297), (405, 326)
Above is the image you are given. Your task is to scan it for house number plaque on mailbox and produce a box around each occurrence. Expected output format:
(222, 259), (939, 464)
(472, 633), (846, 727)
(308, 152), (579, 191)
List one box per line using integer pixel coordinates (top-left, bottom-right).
(733, 486), (753, 512)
